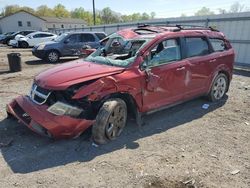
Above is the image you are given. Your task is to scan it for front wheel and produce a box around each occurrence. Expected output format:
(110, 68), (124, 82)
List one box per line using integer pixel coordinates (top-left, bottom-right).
(47, 50), (60, 63)
(208, 73), (228, 102)
(20, 41), (29, 48)
(92, 98), (127, 144)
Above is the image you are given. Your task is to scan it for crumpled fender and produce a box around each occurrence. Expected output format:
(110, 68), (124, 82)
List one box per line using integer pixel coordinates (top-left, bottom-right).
(72, 76), (141, 105)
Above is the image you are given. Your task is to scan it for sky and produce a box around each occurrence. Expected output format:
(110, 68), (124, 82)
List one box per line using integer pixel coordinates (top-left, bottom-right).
(0, 0), (250, 18)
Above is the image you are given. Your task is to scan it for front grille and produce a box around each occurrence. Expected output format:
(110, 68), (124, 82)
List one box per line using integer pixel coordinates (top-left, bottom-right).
(30, 84), (51, 105)
(13, 103), (31, 124)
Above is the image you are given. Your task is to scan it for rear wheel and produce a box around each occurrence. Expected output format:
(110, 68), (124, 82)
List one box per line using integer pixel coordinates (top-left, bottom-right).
(47, 50), (60, 63)
(92, 98), (127, 144)
(208, 73), (228, 102)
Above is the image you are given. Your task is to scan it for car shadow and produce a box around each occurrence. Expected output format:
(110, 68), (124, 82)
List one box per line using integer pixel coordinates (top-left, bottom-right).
(0, 96), (228, 174)
(233, 69), (250, 77)
(25, 58), (79, 65)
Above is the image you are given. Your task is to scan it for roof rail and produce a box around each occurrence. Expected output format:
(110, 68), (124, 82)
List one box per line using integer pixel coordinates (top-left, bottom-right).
(175, 24), (219, 32)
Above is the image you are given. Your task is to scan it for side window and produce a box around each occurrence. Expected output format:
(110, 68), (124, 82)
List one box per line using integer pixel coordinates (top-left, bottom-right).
(185, 37), (209, 58)
(67, 34), (80, 43)
(95, 33), (106, 40)
(81, 34), (95, 42)
(148, 38), (181, 66)
(210, 38), (226, 52)
(33, 34), (41, 38)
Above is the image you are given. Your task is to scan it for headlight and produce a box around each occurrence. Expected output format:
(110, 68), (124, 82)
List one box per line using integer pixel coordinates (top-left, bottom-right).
(37, 44), (46, 50)
(47, 102), (83, 117)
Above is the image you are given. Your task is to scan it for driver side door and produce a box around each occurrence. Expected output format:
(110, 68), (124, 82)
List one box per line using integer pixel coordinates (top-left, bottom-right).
(142, 37), (188, 112)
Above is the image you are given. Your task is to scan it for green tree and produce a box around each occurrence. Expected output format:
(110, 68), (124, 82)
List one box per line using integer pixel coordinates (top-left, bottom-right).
(53, 4), (70, 18)
(195, 7), (214, 16)
(3, 5), (20, 16)
(100, 7), (119, 24)
(37, 5), (54, 17)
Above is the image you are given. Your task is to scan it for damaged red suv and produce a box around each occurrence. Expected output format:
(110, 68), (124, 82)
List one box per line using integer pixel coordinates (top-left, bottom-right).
(7, 25), (235, 144)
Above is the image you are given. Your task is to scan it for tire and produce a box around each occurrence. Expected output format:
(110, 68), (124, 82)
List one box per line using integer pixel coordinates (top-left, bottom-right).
(6, 39), (11, 46)
(47, 50), (60, 63)
(20, 41), (29, 48)
(92, 98), (127, 144)
(208, 73), (228, 102)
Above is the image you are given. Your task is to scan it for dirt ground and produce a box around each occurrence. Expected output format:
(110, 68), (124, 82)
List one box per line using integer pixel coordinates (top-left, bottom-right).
(0, 45), (249, 188)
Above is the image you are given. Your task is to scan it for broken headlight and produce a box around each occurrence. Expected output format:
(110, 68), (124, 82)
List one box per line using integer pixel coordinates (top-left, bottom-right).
(47, 102), (83, 117)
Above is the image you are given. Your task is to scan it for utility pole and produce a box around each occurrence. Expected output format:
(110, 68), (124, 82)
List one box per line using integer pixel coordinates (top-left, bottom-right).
(92, 0), (96, 25)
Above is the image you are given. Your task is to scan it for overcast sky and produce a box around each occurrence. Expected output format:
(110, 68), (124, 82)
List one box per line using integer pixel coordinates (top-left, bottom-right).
(1, 0), (250, 17)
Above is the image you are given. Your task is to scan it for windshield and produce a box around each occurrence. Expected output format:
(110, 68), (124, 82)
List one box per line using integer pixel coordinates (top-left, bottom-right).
(54, 33), (69, 42)
(86, 33), (151, 67)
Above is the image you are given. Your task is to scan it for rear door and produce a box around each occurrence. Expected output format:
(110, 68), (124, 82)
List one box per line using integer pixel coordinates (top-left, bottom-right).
(183, 36), (215, 98)
(80, 33), (99, 48)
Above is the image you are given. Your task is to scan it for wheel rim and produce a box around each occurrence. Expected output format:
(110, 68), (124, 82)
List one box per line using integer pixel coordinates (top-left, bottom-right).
(48, 52), (58, 62)
(212, 76), (227, 100)
(105, 105), (126, 140)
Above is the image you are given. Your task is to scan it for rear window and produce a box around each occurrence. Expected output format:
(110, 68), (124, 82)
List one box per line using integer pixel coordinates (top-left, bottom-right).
(209, 38), (227, 52)
(95, 33), (106, 40)
(185, 37), (209, 57)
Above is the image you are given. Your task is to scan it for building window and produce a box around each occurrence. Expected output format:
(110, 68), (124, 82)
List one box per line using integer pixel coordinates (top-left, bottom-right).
(61, 24), (64, 28)
(53, 24), (56, 28)
(18, 21), (22, 27)
(27, 21), (31, 27)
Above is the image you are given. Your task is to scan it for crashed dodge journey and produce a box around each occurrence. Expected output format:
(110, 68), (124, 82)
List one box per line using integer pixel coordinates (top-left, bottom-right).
(6, 25), (235, 144)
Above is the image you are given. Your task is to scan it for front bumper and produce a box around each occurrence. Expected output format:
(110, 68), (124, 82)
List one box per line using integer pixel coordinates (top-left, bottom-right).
(32, 48), (47, 59)
(6, 96), (94, 139)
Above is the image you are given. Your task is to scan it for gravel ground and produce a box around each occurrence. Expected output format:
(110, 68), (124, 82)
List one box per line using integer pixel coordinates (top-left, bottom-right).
(0, 45), (249, 188)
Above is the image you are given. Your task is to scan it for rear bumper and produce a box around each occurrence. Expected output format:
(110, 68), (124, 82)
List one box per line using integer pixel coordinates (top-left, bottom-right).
(9, 40), (18, 47)
(6, 96), (94, 139)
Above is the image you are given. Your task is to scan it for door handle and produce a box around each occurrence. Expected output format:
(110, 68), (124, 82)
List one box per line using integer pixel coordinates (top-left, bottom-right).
(209, 59), (217, 63)
(176, 66), (185, 71)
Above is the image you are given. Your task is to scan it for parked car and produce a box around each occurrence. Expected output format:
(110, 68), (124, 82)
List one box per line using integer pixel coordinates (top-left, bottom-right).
(32, 32), (107, 63)
(10, 31), (57, 48)
(0, 30), (36, 45)
(7, 25), (235, 144)
(0, 32), (15, 41)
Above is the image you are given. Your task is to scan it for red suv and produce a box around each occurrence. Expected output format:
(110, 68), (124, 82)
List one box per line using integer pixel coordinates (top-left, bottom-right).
(7, 25), (235, 144)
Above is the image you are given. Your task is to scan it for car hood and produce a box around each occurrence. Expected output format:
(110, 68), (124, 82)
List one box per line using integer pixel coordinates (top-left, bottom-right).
(34, 59), (125, 90)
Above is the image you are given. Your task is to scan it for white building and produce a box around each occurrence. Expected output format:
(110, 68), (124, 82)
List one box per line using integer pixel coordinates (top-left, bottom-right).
(0, 10), (87, 34)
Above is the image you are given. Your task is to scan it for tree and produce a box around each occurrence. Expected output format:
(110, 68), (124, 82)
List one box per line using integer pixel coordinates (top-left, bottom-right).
(195, 7), (214, 16)
(218, 8), (227, 14)
(37, 5), (54, 17)
(150, 12), (156, 19)
(100, 7), (119, 24)
(53, 4), (70, 18)
(229, 2), (245, 13)
(3, 5), (20, 16)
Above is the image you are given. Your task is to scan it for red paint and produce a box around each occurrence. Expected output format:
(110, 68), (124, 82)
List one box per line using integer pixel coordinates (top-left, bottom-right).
(7, 26), (235, 138)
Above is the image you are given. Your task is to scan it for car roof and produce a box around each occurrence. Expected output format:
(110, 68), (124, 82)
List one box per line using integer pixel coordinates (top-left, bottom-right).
(116, 25), (225, 40)
(65, 31), (106, 35)
(29, 31), (55, 35)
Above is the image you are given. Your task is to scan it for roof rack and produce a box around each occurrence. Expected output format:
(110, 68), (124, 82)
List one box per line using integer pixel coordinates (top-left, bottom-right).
(175, 24), (219, 32)
(136, 23), (219, 32)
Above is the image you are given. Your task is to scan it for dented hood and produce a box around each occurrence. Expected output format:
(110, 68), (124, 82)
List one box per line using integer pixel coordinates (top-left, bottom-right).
(34, 59), (125, 90)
